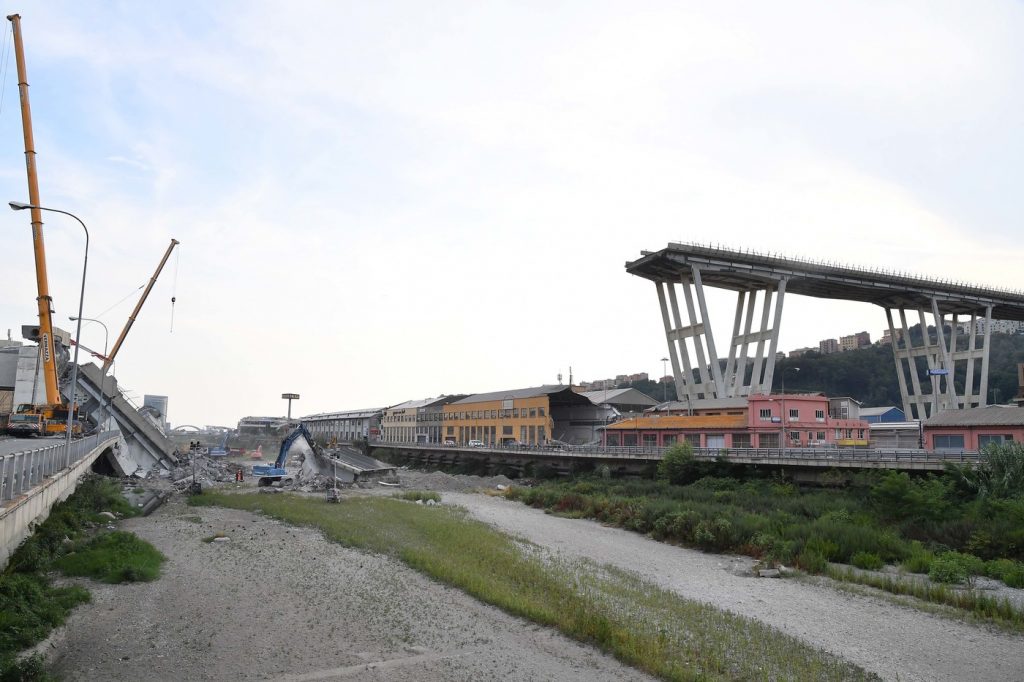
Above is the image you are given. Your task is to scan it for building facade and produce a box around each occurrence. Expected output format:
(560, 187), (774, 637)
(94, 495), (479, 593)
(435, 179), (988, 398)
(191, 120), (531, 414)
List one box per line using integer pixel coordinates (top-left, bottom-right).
(302, 408), (384, 444)
(442, 385), (598, 446)
(840, 331), (871, 352)
(604, 393), (869, 449)
(381, 395), (465, 444)
(923, 406), (1024, 451)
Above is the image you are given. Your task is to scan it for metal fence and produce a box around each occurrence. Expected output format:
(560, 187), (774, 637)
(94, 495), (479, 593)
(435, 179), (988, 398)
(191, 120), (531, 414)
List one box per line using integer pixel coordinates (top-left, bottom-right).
(370, 440), (983, 466)
(1, 432), (119, 503)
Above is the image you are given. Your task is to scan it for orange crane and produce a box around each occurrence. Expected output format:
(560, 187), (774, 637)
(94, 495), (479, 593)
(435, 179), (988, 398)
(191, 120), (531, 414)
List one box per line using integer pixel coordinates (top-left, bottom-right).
(100, 238), (179, 373)
(6, 13), (78, 436)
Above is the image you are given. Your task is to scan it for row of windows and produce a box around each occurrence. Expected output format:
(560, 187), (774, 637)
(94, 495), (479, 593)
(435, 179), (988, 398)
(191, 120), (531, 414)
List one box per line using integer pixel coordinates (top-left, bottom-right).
(381, 406), (549, 424)
(757, 408), (827, 421)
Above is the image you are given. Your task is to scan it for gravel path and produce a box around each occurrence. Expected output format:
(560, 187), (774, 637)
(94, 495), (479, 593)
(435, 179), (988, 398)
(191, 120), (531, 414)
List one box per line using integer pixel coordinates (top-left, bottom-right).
(47, 496), (654, 682)
(444, 492), (1024, 682)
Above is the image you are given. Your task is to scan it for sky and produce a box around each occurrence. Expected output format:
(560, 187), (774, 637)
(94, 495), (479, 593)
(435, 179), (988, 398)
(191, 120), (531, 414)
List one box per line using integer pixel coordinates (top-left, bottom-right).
(0, 1), (1021, 428)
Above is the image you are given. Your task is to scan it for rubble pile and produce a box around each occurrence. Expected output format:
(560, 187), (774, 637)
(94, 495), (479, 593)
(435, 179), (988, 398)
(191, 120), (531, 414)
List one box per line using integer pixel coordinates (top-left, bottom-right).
(168, 454), (247, 492)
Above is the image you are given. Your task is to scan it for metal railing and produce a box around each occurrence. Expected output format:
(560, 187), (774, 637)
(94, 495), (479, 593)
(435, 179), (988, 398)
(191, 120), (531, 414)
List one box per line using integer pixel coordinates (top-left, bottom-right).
(1, 431), (119, 503)
(369, 440), (983, 466)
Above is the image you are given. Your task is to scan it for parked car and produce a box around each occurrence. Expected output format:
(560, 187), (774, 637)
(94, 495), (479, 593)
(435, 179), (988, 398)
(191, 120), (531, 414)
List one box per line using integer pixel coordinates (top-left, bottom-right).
(443, 439), (457, 446)
(468, 439), (485, 447)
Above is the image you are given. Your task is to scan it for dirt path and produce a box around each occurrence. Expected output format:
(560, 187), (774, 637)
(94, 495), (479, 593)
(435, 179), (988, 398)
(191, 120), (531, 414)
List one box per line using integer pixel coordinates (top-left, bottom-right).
(444, 492), (1024, 682)
(47, 497), (654, 682)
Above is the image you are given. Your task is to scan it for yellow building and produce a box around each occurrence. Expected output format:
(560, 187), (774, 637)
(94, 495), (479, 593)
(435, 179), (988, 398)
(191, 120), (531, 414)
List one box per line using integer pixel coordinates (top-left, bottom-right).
(442, 385), (595, 446)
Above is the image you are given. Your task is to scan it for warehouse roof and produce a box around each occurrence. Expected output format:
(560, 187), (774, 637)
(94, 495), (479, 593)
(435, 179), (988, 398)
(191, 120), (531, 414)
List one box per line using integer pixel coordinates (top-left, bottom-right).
(581, 388), (659, 407)
(452, 385), (588, 405)
(605, 415), (748, 430)
(925, 406), (1024, 427)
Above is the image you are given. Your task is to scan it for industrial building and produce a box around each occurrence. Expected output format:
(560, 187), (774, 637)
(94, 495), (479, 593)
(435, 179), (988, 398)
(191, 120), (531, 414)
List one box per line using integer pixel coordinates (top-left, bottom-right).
(381, 395), (466, 444)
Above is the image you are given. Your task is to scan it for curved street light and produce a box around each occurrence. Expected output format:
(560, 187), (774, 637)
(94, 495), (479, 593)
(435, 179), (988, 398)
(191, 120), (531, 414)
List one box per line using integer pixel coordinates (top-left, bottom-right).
(10, 201), (89, 466)
(70, 315), (111, 435)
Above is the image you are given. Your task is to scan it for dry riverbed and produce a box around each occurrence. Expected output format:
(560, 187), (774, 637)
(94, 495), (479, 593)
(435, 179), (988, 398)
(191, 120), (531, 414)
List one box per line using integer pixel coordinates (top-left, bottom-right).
(45, 495), (653, 682)
(43, 470), (1024, 681)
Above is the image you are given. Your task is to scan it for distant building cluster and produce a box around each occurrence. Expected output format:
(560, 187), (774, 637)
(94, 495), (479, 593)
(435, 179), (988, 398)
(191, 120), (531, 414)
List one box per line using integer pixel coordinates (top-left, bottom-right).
(813, 331), (871, 356)
(578, 372), (648, 391)
(956, 319), (1024, 335)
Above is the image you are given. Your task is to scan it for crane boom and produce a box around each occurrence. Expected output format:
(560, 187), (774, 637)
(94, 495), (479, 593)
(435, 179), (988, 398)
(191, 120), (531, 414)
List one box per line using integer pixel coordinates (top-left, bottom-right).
(102, 238), (179, 373)
(8, 13), (60, 407)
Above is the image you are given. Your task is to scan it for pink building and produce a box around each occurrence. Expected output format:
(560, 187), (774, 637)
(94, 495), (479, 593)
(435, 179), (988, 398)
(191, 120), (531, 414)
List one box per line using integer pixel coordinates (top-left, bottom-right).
(603, 393), (869, 448)
(924, 406), (1024, 451)
(747, 394), (868, 448)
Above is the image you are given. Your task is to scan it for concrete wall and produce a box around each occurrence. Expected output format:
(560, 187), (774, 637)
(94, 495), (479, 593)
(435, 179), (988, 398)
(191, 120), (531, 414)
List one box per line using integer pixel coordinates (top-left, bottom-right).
(0, 445), (106, 568)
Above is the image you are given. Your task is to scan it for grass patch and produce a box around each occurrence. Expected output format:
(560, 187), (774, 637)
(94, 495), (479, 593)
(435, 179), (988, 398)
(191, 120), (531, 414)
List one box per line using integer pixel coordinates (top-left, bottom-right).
(191, 491), (878, 681)
(54, 531), (165, 584)
(1, 475), (140, 678)
(826, 566), (1024, 632)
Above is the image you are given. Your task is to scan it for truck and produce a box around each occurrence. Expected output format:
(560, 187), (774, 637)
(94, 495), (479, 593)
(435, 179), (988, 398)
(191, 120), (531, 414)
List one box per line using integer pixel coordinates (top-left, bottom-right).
(251, 424), (317, 487)
(6, 412), (44, 437)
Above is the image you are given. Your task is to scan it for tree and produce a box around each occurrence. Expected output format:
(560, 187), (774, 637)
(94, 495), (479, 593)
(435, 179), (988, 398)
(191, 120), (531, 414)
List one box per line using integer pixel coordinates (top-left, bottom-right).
(657, 442), (696, 485)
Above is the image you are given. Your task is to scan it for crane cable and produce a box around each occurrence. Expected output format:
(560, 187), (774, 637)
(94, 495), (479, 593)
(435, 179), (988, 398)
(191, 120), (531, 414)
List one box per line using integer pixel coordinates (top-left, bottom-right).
(169, 243), (180, 332)
(0, 24), (12, 118)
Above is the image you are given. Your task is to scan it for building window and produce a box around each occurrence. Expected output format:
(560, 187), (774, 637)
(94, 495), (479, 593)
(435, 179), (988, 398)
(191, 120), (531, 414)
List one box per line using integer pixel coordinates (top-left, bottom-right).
(706, 434), (725, 449)
(978, 434), (1013, 447)
(857, 429), (865, 439)
(934, 434), (965, 450)
(835, 429), (842, 439)
(789, 431), (801, 444)
(816, 431), (825, 441)
(760, 432), (780, 448)
(759, 408), (773, 421)
(623, 433), (638, 446)
(663, 434), (677, 446)
(539, 407), (546, 417)
(732, 433), (751, 448)
(815, 409), (825, 421)
(502, 425), (513, 435)
(529, 408), (537, 418)
(642, 433), (658, 446)
(788, 408), (799, 421)
(513, 408), (519, 418)
(684, 434), (700, 446)
(607, 433), (620, 446)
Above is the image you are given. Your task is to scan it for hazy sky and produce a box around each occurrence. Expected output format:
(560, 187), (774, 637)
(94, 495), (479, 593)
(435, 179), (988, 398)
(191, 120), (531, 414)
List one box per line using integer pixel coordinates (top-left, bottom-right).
(0, 1), (1021, 428)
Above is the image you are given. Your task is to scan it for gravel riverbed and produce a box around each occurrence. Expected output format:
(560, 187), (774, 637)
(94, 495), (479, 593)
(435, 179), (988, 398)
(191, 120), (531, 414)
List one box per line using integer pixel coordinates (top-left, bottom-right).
(41, 469), (1024, 682)
(443, 491), (1024, 682)
(47, 495), (653, 681)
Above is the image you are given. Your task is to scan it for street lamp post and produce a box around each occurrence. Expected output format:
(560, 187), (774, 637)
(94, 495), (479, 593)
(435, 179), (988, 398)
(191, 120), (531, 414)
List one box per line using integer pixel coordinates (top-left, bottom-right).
(69, 315), (109, 436)
(780, 366), (800, 457)
(660, 356), (669, 403)
(10, 201), (89, 467)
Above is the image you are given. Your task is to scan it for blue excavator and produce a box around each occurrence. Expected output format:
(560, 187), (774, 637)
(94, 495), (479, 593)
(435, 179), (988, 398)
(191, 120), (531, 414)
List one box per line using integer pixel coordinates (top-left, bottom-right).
(252, 424), (317, 487)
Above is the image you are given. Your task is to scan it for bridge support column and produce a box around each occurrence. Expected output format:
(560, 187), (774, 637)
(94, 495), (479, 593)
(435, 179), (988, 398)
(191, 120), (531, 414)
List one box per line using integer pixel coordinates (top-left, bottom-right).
(885, 302), (992, 420)
(657, 271), (787, 405)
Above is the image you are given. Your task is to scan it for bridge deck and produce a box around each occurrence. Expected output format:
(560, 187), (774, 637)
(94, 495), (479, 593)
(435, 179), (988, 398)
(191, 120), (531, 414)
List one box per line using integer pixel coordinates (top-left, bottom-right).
(626, 243), (1024, 318)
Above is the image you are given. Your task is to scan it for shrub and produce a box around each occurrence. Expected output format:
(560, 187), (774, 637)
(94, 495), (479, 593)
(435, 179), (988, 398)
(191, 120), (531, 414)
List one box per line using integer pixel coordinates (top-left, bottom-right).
(850, 552), (884, 570)
(928, 552), (983, 585)
(656, 443), (696, 485)
(901, 543), (934, 574)
(795, 549), (828, 573)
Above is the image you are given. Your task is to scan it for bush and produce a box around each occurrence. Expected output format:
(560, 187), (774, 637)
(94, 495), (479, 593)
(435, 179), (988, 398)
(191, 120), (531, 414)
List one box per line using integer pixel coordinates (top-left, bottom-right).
(928, 552), (983, 585)
(928, 554), (968, 584)
(850, 552), (884, 570)
(795, 549), (828, 573)
(656, 443), (696, 485)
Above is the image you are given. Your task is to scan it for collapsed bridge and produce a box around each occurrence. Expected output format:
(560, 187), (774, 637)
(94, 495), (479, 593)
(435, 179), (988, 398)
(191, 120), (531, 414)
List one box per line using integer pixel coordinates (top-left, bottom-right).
(626, 243), (1024, 420)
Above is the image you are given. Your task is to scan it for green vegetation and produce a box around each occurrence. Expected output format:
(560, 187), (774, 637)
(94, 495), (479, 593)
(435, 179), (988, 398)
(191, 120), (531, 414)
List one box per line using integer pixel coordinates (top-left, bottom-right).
(191, 490), (878, 681)
(0, 475), (163, 680)
(394, 490), (442, 503)
(55, 531), (165, 583)
(508, 442), (1024, 628)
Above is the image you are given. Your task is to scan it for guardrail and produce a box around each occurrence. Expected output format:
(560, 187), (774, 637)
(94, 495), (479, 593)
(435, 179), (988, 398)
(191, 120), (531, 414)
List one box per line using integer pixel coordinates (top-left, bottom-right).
(1, 431), (119, 503)
(369, 441), (982, 466)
